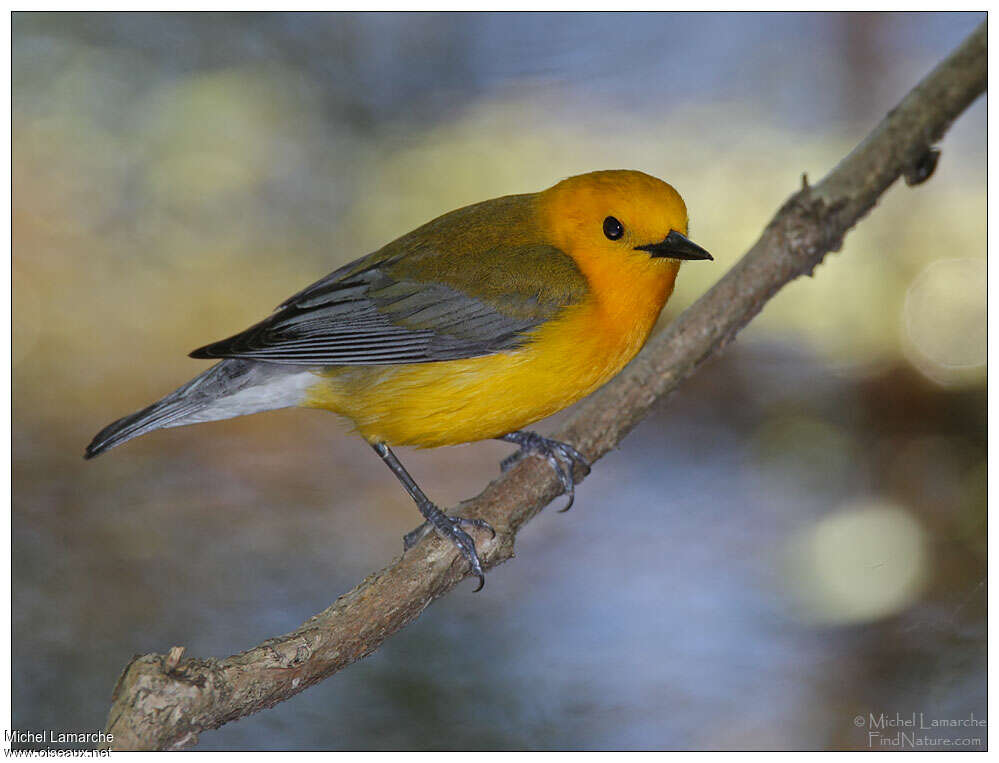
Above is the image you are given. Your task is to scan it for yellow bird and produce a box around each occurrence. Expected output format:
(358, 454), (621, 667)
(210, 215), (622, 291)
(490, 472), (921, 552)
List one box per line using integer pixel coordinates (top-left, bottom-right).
(86, 169), (712, 589)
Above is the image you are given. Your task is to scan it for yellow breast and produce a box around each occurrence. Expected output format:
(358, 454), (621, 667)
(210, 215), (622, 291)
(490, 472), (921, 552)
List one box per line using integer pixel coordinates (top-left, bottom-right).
(302, 256), (679, 448)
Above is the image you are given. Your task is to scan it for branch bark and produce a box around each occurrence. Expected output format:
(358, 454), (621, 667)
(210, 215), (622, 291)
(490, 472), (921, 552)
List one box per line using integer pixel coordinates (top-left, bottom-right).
(105, 22), (986, 750)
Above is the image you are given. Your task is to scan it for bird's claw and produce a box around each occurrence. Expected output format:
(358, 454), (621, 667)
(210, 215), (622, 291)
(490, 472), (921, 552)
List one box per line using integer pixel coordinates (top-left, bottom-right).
(403, 515), (494, 550)
(499, 431), (591, 512)
(403, 510), (495, 591)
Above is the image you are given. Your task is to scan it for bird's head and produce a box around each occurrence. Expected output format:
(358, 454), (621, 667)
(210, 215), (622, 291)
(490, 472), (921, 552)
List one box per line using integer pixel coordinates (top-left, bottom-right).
(539, 170), (712, 278)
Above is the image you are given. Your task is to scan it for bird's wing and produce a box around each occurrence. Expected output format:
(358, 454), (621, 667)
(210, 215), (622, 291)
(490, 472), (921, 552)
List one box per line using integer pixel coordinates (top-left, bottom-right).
(189, 243), (588, 366)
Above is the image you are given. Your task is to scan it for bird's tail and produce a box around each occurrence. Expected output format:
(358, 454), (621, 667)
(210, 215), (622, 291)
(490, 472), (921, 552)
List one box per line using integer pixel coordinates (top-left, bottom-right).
(84, 360), (315, 459)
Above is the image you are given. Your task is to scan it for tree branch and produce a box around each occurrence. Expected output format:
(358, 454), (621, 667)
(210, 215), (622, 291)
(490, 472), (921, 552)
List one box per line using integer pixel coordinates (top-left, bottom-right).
(105, 22), (986, 750)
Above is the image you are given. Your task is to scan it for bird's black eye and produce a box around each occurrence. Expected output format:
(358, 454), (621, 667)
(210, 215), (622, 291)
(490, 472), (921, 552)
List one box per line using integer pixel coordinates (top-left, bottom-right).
(603, 216), (624, 241)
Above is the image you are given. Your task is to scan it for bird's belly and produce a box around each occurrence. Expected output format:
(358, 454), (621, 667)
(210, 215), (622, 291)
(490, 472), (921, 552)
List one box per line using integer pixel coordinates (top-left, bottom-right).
(302, 300), (658, 448)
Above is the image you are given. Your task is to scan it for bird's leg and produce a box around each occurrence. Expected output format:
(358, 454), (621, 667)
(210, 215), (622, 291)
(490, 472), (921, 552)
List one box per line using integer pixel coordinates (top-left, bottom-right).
(498, 431), (591, 512)
(372, 443), (494, 591)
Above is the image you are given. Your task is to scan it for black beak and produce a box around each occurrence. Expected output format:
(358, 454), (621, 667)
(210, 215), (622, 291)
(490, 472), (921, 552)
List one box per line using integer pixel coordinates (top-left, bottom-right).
(634, 230), (713, 261)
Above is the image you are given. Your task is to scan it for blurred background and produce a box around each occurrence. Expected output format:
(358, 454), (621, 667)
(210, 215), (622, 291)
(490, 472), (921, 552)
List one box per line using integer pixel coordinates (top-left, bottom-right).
(12, 12), (985, 751)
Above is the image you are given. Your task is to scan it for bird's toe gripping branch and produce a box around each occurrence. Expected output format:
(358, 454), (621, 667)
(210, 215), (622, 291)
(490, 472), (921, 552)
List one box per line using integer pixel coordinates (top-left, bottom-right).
(401, 510), (495, 591)
(406, 507), (495, 591)
(402, 514), (494, 551)
(498, 430), (591, 512)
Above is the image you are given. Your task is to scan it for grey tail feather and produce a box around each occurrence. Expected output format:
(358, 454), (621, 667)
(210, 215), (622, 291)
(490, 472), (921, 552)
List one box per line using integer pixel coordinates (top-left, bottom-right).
(84, 397), (203, 459)
(84, 359), (260, 459)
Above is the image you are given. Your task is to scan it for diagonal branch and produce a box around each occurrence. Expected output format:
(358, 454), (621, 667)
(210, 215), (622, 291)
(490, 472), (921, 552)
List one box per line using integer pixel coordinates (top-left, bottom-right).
(104, 22), (986, 751)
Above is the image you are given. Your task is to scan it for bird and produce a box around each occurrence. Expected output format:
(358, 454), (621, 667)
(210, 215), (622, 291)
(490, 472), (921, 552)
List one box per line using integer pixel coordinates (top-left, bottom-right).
(85, 169), (712, 590)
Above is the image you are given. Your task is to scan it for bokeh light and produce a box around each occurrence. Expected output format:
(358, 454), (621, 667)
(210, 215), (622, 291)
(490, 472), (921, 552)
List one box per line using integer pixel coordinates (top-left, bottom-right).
(902, 258), (987, 387)
(783, 500), (928, 625)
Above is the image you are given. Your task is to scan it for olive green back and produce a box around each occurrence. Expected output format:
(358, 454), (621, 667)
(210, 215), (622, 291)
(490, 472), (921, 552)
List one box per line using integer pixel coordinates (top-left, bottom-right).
(189, 193), (589, 365)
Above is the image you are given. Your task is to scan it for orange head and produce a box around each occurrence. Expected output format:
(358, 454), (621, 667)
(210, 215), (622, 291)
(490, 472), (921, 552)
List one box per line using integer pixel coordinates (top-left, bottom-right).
(537, 169), (711, 305)
(539, 170), (709, 260)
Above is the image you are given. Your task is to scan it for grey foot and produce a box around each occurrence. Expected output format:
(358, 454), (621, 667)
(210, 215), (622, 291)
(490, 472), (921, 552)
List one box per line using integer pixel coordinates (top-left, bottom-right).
(403, 508), (495, 591)
(498, 431), (591, 512)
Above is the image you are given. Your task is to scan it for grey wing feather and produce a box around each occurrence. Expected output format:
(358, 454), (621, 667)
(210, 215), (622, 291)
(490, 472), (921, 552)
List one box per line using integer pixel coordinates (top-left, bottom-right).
(189, 246), (584, 366)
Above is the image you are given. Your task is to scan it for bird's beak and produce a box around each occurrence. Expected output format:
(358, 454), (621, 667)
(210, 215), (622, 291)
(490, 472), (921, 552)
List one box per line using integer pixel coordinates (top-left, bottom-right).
(634, 230), (713, 261)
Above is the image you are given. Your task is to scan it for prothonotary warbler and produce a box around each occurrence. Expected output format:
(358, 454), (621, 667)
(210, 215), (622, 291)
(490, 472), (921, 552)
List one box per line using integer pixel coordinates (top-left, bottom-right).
(85, 169), (712, 589)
